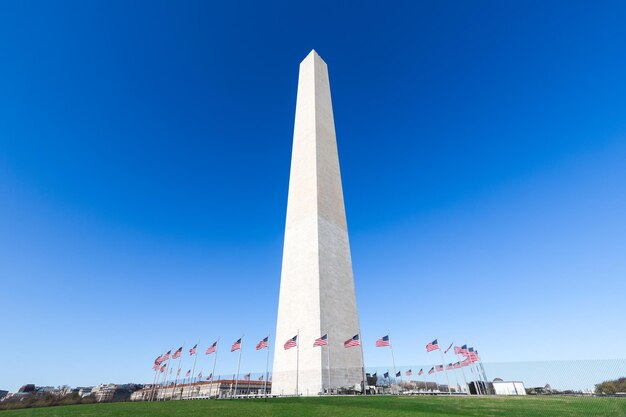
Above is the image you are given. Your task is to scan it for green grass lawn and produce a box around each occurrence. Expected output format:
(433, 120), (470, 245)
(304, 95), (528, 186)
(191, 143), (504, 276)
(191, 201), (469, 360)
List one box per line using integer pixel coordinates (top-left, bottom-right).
(1, 396), (625, 417)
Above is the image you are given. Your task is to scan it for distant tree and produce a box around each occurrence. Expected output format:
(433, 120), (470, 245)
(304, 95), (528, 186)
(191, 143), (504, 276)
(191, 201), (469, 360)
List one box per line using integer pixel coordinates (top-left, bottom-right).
(595, 377), (626, 394)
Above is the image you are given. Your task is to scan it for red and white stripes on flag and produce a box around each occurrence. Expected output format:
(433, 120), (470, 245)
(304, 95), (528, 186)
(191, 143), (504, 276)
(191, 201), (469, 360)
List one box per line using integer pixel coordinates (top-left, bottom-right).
(313, 334), (328, 347)
(173, 347), (183, 359)
(405, 369), (413, 376)
(284, 335), (298, 350)
(243, 373), (251, 381)
(375, 335), (390, 347)
(256, 337), (269, 350)
(344, 334), (360, 348)
(189, 344), (197, 356)
(426, 339), (439, 352)
(428, 367), (435, 375)
(231, 338), (242, 352)
(454, 346), (463, 355)
(206, 341), (217, 355)
(418, 368), (424, 376)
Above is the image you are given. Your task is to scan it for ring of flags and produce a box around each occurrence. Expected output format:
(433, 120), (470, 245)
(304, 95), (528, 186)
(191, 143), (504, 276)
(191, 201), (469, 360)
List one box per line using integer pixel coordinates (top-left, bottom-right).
(150, 335), (484, 389)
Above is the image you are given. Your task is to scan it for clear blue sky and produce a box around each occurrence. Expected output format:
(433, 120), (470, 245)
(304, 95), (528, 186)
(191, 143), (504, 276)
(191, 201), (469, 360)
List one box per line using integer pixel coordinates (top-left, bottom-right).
(1, 1), (625, 392)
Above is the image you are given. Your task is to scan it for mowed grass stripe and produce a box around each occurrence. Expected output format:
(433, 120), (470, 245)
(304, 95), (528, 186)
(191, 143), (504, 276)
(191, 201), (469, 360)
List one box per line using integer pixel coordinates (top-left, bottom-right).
(1, 396), (625, 417)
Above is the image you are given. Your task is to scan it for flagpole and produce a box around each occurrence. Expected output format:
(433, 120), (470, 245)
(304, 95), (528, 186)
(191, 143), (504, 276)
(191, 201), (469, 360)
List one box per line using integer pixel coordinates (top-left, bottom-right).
(234, 335), (243, 398)
(437, 339), (451, 394)
(468, 361), (482, 395)
(479, 360), (489, 394)
(455, 352), (469, 394)
(162, 346), (174, 401)
(149, 363), (159, 402)
(264, 332), (270, 397)
(474, 363), (483, 395)
(388, 331), (398, 395)
(452, 364), (460, 393)
(326, 332), (331, 395)
(153, 366), (164, 401)
(295, 329), (300, 396)
(476, 350), (489, 394)
(188, 339), (200, 399)
(475, 360), (486, 394)
(210, 338), (219, 399)
(151, 365), (163, 401)
(173, 347), (183, 399)
(359, 330), (367, 396)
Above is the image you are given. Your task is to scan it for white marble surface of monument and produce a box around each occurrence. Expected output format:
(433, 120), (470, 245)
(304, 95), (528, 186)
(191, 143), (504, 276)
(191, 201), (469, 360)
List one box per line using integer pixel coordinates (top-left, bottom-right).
(272, 50), (364, 396)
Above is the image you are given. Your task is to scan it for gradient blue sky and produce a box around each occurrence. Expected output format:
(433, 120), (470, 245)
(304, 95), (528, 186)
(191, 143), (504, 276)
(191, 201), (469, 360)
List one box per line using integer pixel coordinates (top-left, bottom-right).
(1, 1), (625, 391)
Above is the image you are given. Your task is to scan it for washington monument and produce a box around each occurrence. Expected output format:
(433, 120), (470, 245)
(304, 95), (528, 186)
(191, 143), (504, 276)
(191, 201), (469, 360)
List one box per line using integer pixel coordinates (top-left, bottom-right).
(272, 50), (364, 396)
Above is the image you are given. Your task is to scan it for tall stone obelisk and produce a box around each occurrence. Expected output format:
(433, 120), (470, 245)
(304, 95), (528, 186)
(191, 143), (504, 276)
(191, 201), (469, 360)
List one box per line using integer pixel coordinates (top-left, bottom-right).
(272, 50), (364, 396)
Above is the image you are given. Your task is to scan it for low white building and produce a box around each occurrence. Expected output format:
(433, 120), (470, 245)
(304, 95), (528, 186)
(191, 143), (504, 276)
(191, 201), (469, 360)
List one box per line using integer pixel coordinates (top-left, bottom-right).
(131, 379), (271, 401)
(492, 379), (526, 395)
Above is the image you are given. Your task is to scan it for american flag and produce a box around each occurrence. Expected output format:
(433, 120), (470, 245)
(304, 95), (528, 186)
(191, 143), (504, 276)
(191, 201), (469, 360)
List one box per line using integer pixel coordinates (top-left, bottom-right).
(428, 367), (435, 375)
(189, 344), (197, 356)
(467, 352), (479, 363)
(375, 335), (390, 347)
(384, 371), (389, 379)
(405, 369), (413, 376)
(446, 363), (453, 370)
(243, 373), (251, 381)
(426, 339), (439, 352)
(206, 373), (213, 381)
(160, 364), (167, 372)
(435, 365), (444, 372)
(396, 371), (401, 377)
(313, 334), (328, 347)
(461, 357), (471, 367)
(162, 350), (171, 361)
(185, 369), (190, 377)
(459, 344), (468, 355)
(154, 355), (163, 366)
(173, 347), (183, 359)
(231, 338), (242, 352)
(344, 334), (360, 348)
(453, 362), (461, 369)
(444, 342), (453, 354)
(258, 375), (264, 381)
(206, 341), (217, 355)
(256, 336), (269, 350)
(284, 335), (298, 350)
(418, 368), (424, 376)
(454, 346), (462, 355)
(152, 363), (159, 371)
(198, 372), (203, 379)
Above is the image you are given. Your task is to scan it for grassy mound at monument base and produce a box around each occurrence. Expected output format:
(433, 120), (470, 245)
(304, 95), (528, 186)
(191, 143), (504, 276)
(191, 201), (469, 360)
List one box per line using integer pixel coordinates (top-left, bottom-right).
(1, 395), (624, 417)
